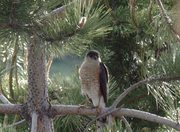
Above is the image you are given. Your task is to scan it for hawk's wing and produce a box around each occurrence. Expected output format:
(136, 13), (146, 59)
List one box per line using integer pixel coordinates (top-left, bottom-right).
(99, 62), (109, 106)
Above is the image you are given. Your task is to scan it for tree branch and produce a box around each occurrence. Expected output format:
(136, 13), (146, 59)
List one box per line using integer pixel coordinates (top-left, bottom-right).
(47, 52), (55, 78)
(0, 93), (11, 104)
(52, 105), (180, 131)
(9, 119), (26, 127)
(130, 0), (139, 28)
(1, 119), (26, 130)
(156, 0), (180, 36)
(104, 0), (116, 20)
(111, 76), (180, 108)
(116, 108), (180, 131)
(31, 111), (38, 132)
(148, 0), (153, 23)
(0, 92), (26, 129)
(0, 79), (8, 100)
(83, 104), (124, 132)
(9, 38), (18, 100)
(0, 104), (22, 115)
(120, 116), (132, 132)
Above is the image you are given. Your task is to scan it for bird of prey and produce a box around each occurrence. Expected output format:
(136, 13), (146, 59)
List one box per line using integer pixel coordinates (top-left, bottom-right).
(79, 50), (109, 131)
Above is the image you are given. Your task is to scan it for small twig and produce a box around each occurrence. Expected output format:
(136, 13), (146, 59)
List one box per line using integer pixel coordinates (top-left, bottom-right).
(31, 111), (38, 132)
(108, 114), (112, 129)
(83, 104), (124, 132)
(177, 109), (179, 124)
(54, 114), (67, 118)
(111, 76), (180, 108)
(0, 119), (26, 131)
(120, 116), (132, 132)
(3, 114), (8, 125)
(24, 91), (27, 103)
(148, 0), (153, 23)
(135, 8), (138, 25)
(0, 94), (11, 104)
(156, 0), (180, 36)
(104, 0), (116, 20)
(47, 52), (55, 78)
(15, 57), (19, 94)
(9, 119), (26, 127)
(9, 38), (19, 100)
(130, 0), (139, 28)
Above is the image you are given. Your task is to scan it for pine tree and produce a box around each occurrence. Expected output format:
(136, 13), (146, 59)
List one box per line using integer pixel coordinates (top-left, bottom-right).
(0, 0), (112, 131)
(1, 0), (180, 132)
(101, 0), (180, 131)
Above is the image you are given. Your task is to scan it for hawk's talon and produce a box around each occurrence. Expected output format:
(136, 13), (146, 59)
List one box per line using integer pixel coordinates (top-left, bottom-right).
(77, 100), (88, 111)
(78, 104), (87, 108)
(92, 105), (101, 115)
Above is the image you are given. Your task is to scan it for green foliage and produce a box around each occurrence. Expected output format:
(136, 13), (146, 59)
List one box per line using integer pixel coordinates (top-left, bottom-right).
(1, 0), (180, 131)
(38, 0), (113, 56)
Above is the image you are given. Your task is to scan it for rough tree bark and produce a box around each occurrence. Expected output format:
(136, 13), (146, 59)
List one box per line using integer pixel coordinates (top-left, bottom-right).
(25, 37), (54, 131)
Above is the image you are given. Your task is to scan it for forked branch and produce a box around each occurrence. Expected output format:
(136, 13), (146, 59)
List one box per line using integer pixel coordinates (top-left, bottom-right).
(83, 104), (124, 132)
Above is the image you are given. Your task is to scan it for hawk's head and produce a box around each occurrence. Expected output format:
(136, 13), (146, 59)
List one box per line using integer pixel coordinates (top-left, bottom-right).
(86, 50), (100, 61)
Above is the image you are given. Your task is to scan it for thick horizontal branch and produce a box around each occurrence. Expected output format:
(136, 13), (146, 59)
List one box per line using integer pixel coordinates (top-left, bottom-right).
(116, 108), (180, 131)
(52, 105), (180, 131)
(0, 104), (23, 115)
(52, 105), (98, 116)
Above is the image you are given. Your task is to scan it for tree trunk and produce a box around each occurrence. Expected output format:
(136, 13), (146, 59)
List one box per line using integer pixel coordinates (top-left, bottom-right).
(27, 37), (53, 132)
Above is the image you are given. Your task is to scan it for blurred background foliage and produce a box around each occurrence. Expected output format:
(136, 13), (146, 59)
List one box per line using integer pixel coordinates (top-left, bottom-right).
(1, 0), (180, 131)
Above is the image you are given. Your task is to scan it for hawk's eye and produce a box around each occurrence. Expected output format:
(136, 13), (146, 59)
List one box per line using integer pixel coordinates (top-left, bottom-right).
(94, 55), (98, 60)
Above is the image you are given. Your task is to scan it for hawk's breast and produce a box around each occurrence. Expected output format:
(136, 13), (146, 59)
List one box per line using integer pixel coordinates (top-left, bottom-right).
(79, 60), (101, 99)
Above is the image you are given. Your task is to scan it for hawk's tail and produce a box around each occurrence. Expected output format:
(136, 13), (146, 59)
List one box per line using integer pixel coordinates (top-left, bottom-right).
(97, 116), (108, 132)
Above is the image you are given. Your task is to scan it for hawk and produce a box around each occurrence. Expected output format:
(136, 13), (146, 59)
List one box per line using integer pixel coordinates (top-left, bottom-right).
(79, 50), (109, 131)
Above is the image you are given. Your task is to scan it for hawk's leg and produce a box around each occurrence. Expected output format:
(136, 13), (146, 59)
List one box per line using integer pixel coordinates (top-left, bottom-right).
(78, 95), (92, 108)
(92, 96), (101, 115)
(78, 99), (88, 108)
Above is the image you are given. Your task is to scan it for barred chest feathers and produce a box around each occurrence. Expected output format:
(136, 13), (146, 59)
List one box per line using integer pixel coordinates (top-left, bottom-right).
(79, 59), (101, 104)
